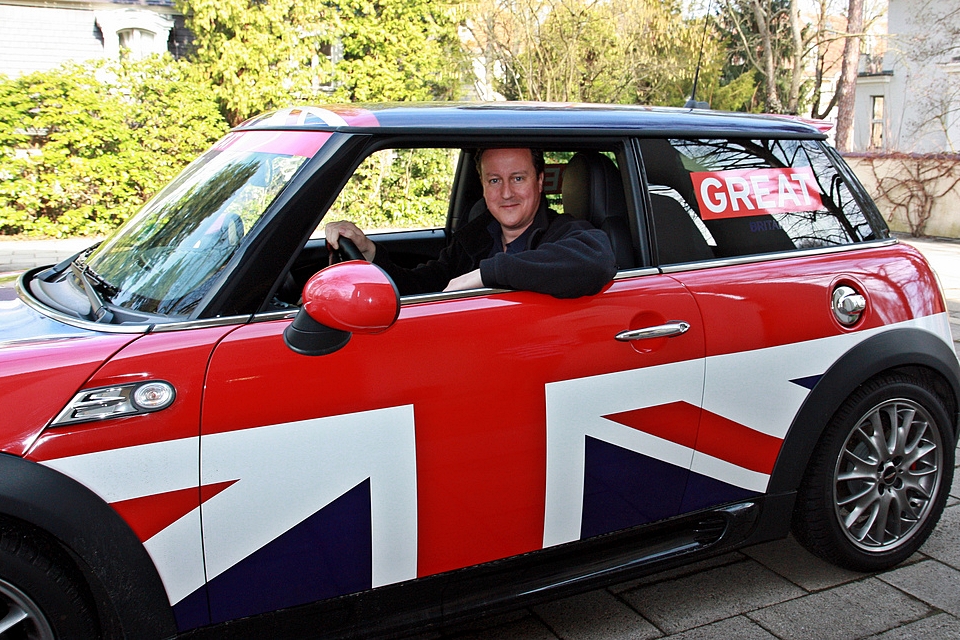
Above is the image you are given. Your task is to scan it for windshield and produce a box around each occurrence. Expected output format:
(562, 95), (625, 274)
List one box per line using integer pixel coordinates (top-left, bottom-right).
(83, 130), (331, 317)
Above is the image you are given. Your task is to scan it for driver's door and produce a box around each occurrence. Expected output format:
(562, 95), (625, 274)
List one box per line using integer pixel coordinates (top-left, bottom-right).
(196, 273), (706, 623)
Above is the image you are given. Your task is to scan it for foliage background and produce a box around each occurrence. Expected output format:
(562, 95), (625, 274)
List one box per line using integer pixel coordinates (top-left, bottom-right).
(0, 0), (862, 238)
(0, 57), (227, 236)
(0, 0), (467, 237)
(325, 148), (458, 231)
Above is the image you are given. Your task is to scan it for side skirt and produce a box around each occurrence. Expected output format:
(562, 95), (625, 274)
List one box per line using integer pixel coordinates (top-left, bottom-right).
(181, 495), (790, 639)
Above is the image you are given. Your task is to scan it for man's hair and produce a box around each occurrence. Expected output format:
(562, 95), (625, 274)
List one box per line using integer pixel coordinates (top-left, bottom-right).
(475, 148), (545, 178)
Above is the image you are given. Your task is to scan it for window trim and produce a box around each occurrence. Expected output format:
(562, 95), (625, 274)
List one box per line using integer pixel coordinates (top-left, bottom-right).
(95, 9), (174, 60)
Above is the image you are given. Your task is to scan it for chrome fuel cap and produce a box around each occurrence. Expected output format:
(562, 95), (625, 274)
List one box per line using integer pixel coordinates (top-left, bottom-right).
(832, 285), (866, 326)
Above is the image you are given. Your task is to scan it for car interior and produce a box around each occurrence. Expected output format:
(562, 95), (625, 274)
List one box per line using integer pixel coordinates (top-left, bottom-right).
(275, 144), (639, 306)
(274, 136), (863, 309)
(639, 138), (798, 263)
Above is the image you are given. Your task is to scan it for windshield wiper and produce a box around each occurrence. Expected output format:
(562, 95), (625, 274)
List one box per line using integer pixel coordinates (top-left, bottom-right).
(80, 263), (119, 301)
(38, 241), (101, 283)
(70, 262), (116, 323)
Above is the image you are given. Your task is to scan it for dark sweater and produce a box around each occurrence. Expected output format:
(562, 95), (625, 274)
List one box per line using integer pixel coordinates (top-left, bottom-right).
(372, 202), (617, 299)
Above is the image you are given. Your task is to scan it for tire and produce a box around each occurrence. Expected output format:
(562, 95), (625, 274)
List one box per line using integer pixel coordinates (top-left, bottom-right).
(0, 526), (99, 639)
(793, 373), (955, 572)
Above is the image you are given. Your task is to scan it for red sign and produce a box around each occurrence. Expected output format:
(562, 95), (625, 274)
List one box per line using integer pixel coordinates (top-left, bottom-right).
(691, 167), (823, 220)
(542, 164), (564, 194)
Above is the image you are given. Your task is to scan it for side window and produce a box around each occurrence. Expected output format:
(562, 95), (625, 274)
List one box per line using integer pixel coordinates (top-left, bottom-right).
(322, 147), (459, 233)
(640, 138), (881, 263)
(312, 144), (635, 272)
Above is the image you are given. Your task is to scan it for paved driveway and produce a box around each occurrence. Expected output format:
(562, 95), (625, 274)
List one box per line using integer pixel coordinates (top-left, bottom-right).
(2, 236), (959, 639)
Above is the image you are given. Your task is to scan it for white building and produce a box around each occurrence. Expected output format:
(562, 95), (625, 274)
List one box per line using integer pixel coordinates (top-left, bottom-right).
(0, 0), (190, 78)
(854, 0), (960, 153)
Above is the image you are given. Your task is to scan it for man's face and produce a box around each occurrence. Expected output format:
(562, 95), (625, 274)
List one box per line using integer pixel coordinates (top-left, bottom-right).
(480, 148), (544, 235)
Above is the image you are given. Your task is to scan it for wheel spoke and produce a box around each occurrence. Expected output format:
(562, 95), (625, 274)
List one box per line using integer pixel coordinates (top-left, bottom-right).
(837, 482), (877, 508)
(863, 414), (889, 459)
(0, 604), (29, 633)
(847, 499), (879, 542)
(837, 468), (876, 483)
(882, 404), (903, 454)
(837, 448), (877, 482)
(842, 485), (879, 525)
(880, 491), (904, 541)
(901, 471), (935, 497)
(902, 439), (937, 469)
(891, 405), (916, 457)
(0, 577), (56, 640)
(902, 417), (929, 454)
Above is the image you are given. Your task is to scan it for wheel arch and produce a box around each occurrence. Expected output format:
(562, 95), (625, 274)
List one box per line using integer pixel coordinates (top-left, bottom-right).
(0, 452), (178, 639)
(768, 327), (960, 495)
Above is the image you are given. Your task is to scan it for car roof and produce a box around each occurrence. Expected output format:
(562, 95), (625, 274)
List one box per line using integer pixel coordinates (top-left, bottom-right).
(236, 102), (828, 140)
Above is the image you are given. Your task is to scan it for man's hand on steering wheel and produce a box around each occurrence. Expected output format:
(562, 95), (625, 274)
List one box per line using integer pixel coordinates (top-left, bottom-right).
(324, 221), (377, 263)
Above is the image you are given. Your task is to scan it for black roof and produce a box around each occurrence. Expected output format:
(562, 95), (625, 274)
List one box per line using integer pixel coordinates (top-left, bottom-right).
(238, 102), (828, 140)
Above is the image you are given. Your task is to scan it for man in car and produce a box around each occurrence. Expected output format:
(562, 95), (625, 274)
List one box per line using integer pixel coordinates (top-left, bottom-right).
(324, 147), (617, 299)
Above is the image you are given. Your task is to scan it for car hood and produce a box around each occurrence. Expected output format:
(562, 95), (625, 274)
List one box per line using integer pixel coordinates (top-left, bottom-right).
(0, 296), (139, 455)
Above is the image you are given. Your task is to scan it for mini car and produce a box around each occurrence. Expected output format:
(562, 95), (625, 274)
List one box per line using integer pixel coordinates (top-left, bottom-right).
(1, 103), (958, 639)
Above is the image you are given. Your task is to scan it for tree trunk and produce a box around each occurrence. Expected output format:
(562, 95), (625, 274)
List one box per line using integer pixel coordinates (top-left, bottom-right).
(835, 0), (864, 152)
(787, 0), (802, 113)
(751, 0), (783, 113)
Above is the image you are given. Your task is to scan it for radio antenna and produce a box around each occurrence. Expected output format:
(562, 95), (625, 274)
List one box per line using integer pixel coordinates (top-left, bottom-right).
(685, 0), (713, 109)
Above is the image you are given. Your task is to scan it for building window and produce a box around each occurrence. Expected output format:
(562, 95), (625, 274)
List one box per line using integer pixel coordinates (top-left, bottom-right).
(870, 96), (885, 149)
(95, 10), (174, 61)
(118, 29), (156, 60)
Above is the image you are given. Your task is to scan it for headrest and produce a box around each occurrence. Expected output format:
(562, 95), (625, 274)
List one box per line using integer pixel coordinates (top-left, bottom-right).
(562, 153), (627, 224)
(637, 139), (698, 207)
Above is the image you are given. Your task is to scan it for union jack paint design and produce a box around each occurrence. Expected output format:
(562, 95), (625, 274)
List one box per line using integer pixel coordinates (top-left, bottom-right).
(37, 310), (952, 629)
(544, 313), (952, 547)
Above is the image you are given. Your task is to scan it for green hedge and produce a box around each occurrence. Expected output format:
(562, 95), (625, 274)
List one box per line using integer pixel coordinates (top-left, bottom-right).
(0, 56), (228, 237)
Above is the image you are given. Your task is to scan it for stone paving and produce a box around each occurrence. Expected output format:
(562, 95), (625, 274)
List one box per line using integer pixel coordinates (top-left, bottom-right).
(1, 235), (959, 639)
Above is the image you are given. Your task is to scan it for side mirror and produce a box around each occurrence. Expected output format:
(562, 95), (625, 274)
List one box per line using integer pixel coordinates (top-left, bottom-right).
(283, 261), (400, 356)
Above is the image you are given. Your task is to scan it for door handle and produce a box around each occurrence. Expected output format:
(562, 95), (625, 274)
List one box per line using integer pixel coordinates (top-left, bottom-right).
(615, 321), (691, 342)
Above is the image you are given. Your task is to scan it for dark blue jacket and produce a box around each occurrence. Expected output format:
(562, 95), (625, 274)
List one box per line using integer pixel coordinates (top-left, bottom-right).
(372, 201), (617, 298)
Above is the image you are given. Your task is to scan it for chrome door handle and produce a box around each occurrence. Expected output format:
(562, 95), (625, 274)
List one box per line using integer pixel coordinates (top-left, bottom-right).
(615, 321), (691, 342)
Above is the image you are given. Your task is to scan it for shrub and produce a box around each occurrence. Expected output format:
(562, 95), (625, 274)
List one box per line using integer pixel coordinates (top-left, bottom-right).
(0, 56), (228, 237)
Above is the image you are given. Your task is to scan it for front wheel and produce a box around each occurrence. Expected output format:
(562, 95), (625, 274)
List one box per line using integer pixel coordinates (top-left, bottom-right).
(0, 526), (98, 639)
(793, 373), (955, 572)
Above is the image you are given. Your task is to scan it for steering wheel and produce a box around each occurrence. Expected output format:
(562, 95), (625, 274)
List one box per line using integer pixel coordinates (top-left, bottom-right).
(332, 236), (365, 263)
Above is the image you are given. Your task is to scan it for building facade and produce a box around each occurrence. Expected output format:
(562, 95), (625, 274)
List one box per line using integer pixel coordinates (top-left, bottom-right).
(0, 0), (190, 78)
(854, 0), (960, 153)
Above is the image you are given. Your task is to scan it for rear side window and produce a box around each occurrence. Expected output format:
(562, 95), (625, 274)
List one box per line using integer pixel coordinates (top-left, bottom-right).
(639, 138), (884, 264)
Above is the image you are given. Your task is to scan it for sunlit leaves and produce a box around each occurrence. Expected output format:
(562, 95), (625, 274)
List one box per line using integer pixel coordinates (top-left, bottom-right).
(0, 57), (227, 237)
(462, 0), (733, 108)
(179, 0), (465, 123)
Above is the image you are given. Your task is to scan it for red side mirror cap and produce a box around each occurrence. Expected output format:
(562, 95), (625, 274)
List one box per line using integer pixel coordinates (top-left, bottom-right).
(302, 261), (400, 334)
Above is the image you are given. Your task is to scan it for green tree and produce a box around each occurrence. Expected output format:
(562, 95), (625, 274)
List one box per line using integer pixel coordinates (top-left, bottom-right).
(178, 0), (465, 124)
(0, 57), (227, 237)
(326, 147), (458, 230)
(176, 0), (339, 125)
(462, 0), (738, 108)
(718, 0), (807, 114)
(331, 0), (464, 102)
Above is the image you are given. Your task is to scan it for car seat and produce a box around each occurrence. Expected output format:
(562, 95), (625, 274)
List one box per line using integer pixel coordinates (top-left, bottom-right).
(638, 138), (796, 259)
(562, 152), (635, 269)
